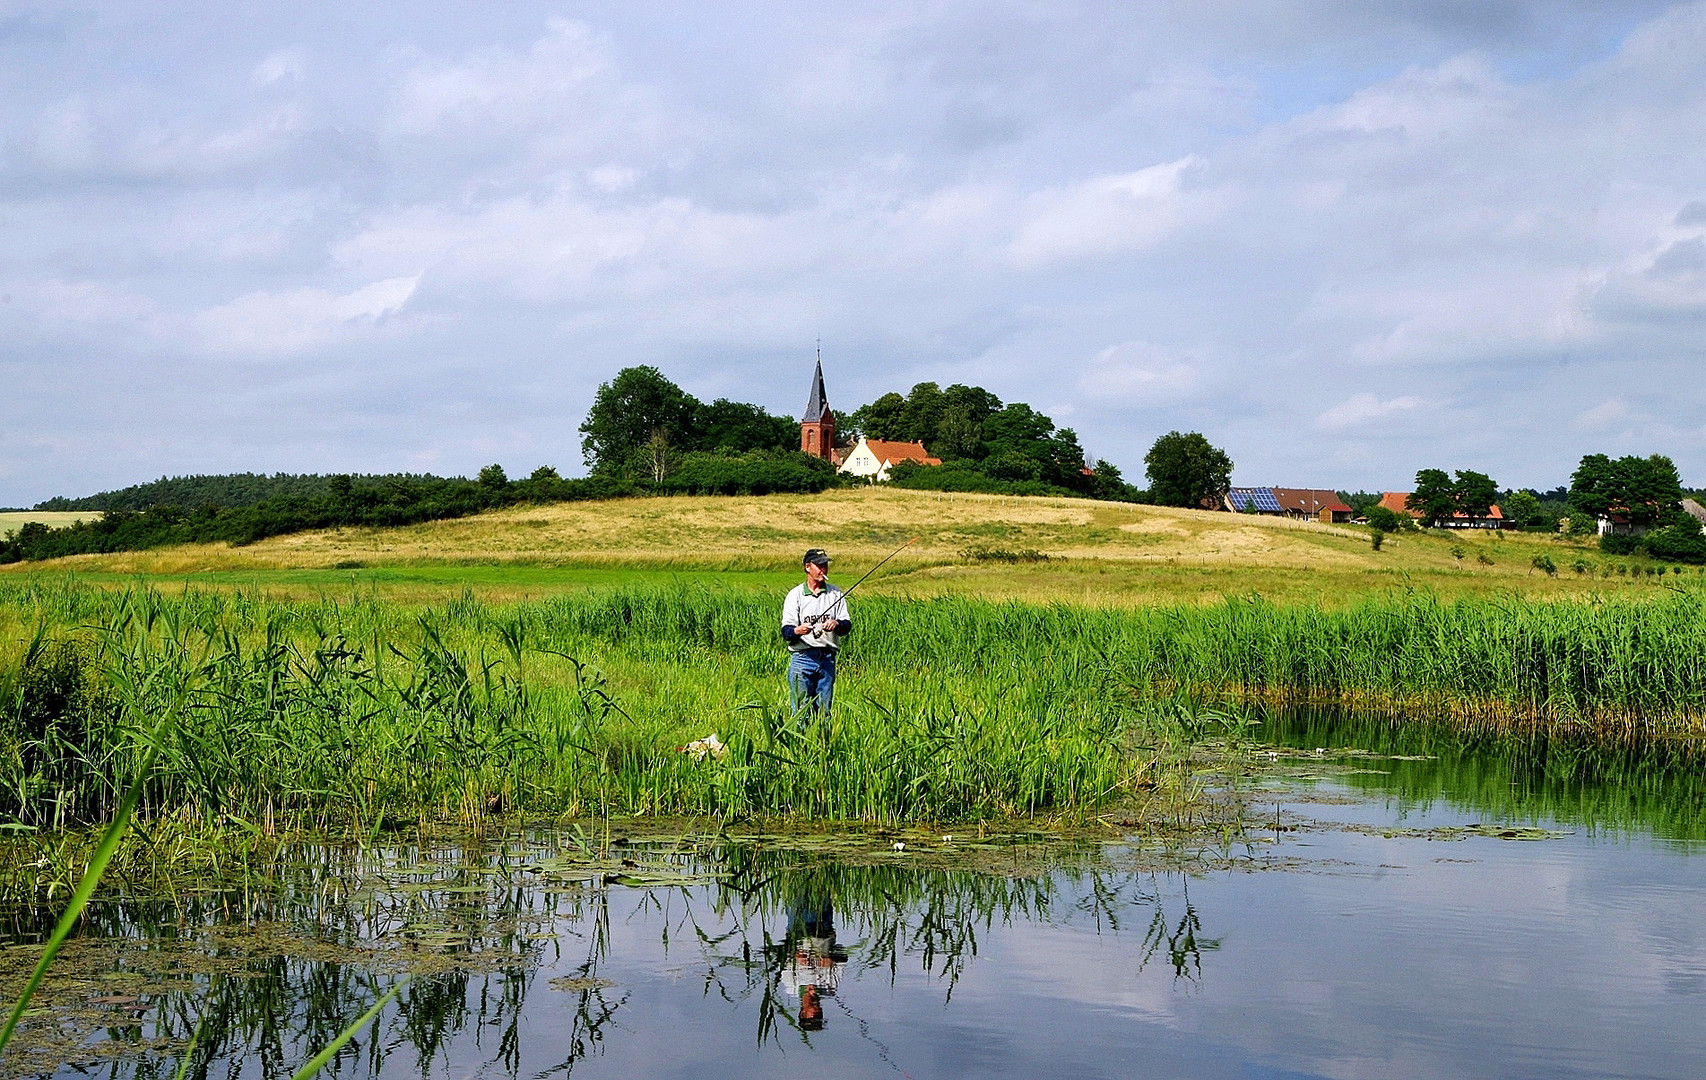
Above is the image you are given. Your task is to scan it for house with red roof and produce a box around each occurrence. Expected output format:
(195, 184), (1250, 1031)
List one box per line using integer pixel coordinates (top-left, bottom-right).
(1378, 491), (1505, 529)
(1273, 488), (1355, 523)
(837, 436), (942, 482)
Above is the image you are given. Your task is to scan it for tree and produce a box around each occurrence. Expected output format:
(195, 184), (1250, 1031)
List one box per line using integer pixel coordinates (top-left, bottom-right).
(1088, 460), (1137, 502)
(644, 430), (673, 483)
(899, 382), (946, 445)
(1453, 470), (1497, 519)
(846, 393), (906, 441)
(1143, 431), (1232, 509)
(1339, 491), (1382, 516)
(1568, 453), (1683, 528)
(579, 366), (700, 476)
(1621, 454), (1684, 528)
(1407, 469), (1457, 526)
(933, 384), (1002, 461)
(1567, 454), (1617, 518)
(693, 398), (794, 454)
(1502, 490), (1542, 528)
(1365, 505), (1403, 532)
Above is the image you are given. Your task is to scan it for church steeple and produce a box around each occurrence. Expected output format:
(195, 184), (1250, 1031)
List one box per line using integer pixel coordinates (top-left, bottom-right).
(800, 353), (836, 459)
(802, 359), (830, 423)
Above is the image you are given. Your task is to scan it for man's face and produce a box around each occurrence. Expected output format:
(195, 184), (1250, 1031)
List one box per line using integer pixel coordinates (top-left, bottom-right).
(805, 561), (827, 588)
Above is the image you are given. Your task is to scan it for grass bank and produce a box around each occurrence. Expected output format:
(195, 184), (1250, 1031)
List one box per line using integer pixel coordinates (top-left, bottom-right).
(7, 487), (1693, 606)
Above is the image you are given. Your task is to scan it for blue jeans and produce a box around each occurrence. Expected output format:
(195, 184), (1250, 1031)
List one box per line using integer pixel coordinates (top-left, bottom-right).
(788, 650), (836, 716)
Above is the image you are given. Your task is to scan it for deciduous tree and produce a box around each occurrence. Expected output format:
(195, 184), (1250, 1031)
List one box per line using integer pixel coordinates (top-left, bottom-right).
(1143, 431), (1232, 509)
(1407, 469), (1457, 526)
(579, 366), (699, 476)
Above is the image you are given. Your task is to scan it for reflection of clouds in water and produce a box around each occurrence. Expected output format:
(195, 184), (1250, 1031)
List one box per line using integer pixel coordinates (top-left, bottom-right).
(986, 828), (1706, 1080)
(23, 821), (1706, 1080)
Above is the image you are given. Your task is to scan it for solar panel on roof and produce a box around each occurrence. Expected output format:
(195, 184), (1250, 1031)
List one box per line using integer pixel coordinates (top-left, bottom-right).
(1228, 487), (1281, 512)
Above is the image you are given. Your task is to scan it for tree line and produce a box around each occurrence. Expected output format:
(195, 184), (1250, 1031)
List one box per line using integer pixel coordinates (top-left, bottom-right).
(1341, 453), (1705, 563)
(2, 360), (1243, 563)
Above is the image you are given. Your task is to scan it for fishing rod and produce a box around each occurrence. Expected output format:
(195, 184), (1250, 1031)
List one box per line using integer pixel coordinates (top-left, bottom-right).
(805, 536), (918, 628)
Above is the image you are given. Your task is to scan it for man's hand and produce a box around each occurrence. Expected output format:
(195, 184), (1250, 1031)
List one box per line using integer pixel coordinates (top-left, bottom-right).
(795, 623), (815, 637)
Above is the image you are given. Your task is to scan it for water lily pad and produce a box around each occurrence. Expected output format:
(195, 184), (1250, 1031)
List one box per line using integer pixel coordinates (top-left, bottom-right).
(548, 976), (615, 992)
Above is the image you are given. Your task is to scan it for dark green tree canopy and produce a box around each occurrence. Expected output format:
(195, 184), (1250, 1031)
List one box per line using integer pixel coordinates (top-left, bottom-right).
(1143, 431), (1232, 508)
(1453, 469), (1498, 519)
(579, 366), (798, 478)
(1501, 490), (1543, 528)
(579, 366), (699, 475)
(845, 392), (906, 441)
(933, 383), (1003, 461)
(1407, 469), (1456, 525)
(694, 398), (795, 455)
(1569, 453), (1683, 528)
(1405, 468), (1500, 525)
(898, 382), (945, 446)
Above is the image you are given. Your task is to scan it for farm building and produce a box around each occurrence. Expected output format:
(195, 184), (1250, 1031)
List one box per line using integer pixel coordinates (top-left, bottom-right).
(1379, 491), (1505, 528)
(838, 437), (942, 482)
(1272, 488), (1355, 523)
(1224, 487), (1285, 515)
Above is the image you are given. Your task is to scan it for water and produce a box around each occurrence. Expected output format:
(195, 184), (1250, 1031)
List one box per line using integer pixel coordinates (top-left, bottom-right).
(7, 715), (1706, 1080)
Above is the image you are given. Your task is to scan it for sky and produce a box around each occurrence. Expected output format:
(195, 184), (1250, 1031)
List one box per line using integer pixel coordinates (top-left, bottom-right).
(5, 0), (1706, 505)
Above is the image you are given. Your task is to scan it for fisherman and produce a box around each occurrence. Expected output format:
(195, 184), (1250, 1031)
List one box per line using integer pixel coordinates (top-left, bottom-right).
(781, 548), (850, 716)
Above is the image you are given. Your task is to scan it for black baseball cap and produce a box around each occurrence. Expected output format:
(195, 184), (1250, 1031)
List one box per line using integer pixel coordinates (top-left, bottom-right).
(803, 548), (831, 566)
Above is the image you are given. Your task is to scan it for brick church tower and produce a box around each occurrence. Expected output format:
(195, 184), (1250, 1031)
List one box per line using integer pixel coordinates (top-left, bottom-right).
(800, 358), (835, 459)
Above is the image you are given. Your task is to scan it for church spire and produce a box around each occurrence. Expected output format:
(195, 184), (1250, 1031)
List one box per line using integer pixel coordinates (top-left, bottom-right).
(801, 356), (830, 422)
(799, 349), (836, 460)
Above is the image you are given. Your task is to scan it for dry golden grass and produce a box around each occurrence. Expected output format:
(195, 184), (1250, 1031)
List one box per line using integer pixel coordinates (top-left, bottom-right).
(0, 511), (100, 533)
(5, 488), (1681, 607)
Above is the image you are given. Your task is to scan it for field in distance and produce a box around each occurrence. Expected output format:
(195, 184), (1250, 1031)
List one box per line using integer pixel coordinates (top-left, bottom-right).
(0, 510), (101, 533)
(3, 487), (1681, 606)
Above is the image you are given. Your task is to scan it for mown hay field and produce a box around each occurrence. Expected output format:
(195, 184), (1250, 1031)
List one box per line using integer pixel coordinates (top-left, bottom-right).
(0, 512), (100, 533)
(1, 488), (1687, 606)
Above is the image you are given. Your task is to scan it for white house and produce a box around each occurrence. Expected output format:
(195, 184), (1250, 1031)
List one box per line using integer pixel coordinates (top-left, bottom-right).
(837, 436), (941, 482)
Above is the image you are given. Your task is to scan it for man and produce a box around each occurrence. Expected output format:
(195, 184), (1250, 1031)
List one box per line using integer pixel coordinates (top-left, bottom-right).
(781, 548), (850, 716)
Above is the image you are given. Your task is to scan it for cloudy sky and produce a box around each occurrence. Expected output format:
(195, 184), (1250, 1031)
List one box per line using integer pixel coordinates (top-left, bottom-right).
(5, 0), (1706, 504)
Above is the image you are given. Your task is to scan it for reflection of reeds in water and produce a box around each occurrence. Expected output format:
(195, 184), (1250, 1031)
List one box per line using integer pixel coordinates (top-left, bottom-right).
(0, 830), (1211, 1078)
(1265, 705), (1706, 840)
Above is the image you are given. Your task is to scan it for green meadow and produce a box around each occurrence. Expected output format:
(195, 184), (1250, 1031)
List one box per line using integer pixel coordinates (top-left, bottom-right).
(6, 489), (1706, 905)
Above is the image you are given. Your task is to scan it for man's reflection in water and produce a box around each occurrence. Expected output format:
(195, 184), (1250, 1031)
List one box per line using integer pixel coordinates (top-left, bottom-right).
(777, 889), (847, 1031)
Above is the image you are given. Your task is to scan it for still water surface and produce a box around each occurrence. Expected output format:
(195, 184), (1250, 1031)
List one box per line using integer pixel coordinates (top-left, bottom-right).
(10, 714), (1706, 1080)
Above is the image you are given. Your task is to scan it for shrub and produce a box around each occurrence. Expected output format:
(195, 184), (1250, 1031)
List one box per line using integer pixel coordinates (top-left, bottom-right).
(1370, 529), (1385, 552)
(1600, 533), (1643, 556)
(659, 452), (835, 496)
(1643, 516), (1706, 564)
(1364, 505), (1403, 532)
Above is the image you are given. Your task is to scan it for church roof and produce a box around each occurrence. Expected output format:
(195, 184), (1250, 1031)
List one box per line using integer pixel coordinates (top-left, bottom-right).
(802, 360), (831, 422)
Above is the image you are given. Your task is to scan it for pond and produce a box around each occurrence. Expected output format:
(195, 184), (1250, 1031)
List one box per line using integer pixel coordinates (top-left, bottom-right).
(6, 711), (1705, 1080)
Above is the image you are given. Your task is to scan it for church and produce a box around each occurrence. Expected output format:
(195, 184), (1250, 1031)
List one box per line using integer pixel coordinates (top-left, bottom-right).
(799, 361), (940, 482)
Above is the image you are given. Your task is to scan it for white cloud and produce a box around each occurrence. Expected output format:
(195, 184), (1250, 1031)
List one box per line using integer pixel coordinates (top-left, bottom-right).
(9, 3), (1706, 502)
(1010, 156), (1218, 266)
(1316, 393), (1431, 430)
(33, 98), (97, 171)
(251, 50), (306, 88)
(1079, 342), (1201, 404)
(389, 18), (613, 135)
(1574, 397), (1633, 432)
(195, 275), (421, 356)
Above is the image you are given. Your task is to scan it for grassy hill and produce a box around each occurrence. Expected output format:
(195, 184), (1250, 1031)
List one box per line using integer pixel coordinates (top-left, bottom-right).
(2, 487), (1680, 606)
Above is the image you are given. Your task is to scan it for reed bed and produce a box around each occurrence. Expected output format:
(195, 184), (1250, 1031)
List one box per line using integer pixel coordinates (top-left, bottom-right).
(4, 578), (1706, 852)
(0, 580), (1146, 842)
